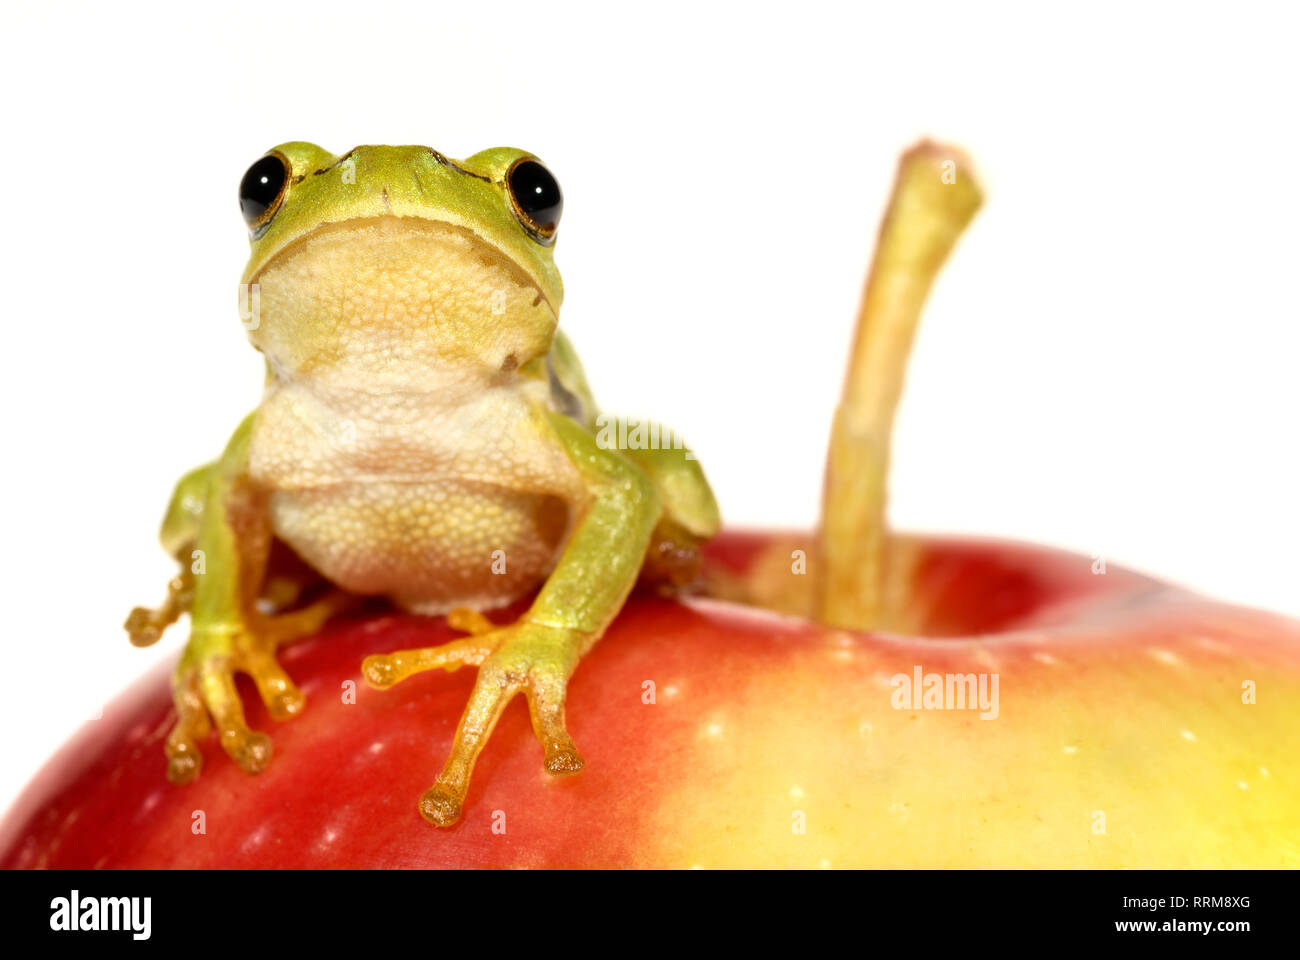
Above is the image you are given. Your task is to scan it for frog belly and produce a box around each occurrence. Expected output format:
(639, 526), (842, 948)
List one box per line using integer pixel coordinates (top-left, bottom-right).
(269, 479), (571, 614)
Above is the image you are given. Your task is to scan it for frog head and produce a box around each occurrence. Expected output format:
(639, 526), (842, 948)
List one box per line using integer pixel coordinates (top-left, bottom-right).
(237, 143), (565, 390)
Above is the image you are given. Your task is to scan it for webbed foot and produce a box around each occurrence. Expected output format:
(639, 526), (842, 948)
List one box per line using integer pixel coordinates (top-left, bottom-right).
(362, 616), (588, 826)
(165, 592), (356, 783)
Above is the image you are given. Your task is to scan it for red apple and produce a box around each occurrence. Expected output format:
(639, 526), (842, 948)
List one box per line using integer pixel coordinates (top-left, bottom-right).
(9, 143), (1292, 870)
(2, 530), (1295, 869)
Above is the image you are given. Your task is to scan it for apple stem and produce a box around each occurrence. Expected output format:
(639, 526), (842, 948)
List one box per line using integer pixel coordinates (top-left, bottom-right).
(817, 142), (983, 630)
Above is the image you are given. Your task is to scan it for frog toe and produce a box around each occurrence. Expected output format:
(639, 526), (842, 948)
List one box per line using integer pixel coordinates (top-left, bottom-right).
(243, 648), (306, 721)
(223, 727), (273, 775)
(164, 678), (211, 784)
(260, 590), (358, 647)
(525, 676), (585, 776)
(446, 606), (497, 637)
(542, 740), (585, 776)
(361, 634), (494, 690)
(418, 782), (464, 828)
(126, 572), (194, 648)
(125, 607), (165, 647)
(165, 736), (203, 785)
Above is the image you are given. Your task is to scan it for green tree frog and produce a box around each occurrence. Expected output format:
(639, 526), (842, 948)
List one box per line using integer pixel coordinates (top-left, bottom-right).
(126, 143), (719, 827)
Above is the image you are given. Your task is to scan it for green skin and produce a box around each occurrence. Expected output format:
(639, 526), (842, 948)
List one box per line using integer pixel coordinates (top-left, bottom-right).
(127, 143), (719, 827)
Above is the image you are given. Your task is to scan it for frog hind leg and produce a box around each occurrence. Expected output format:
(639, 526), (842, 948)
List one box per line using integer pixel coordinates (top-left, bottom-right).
(547, 332), (721, 587)
(362, 410), (661, 826)
(626, 438), (720, 589)
(161, 414), (354, 785)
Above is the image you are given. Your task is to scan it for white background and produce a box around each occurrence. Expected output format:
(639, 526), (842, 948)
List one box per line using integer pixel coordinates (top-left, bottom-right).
(1, 1), (1296, 818)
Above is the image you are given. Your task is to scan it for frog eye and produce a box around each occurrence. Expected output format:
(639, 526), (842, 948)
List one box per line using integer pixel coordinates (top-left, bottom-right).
(239, 152), (291, 232)
(505, 158), (562, 244)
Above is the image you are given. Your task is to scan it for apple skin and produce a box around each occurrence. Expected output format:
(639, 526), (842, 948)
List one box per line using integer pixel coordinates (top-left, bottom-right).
(2, 532), (1297, 868)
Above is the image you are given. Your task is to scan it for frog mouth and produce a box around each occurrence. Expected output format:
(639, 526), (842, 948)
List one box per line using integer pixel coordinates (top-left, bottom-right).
(249, 215), (556, 318)
(247, 214), (559, 370)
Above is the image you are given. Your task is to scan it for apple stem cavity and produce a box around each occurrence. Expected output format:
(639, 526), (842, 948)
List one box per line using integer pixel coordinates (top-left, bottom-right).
(817, 141), (983, 631)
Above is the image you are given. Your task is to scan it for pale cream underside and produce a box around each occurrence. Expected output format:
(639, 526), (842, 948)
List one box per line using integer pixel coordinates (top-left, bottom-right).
(245, 218), (588, 613)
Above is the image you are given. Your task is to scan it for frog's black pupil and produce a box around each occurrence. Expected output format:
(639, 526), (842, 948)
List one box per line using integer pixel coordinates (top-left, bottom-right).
(239, 155), (289, 227)
(508, 160), (562, 236)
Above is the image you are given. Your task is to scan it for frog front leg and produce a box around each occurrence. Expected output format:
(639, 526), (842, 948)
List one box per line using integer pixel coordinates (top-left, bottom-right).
(164, 413), (350, 783)
(124, 462), (210, 646)
(362, 410), (661, 826)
